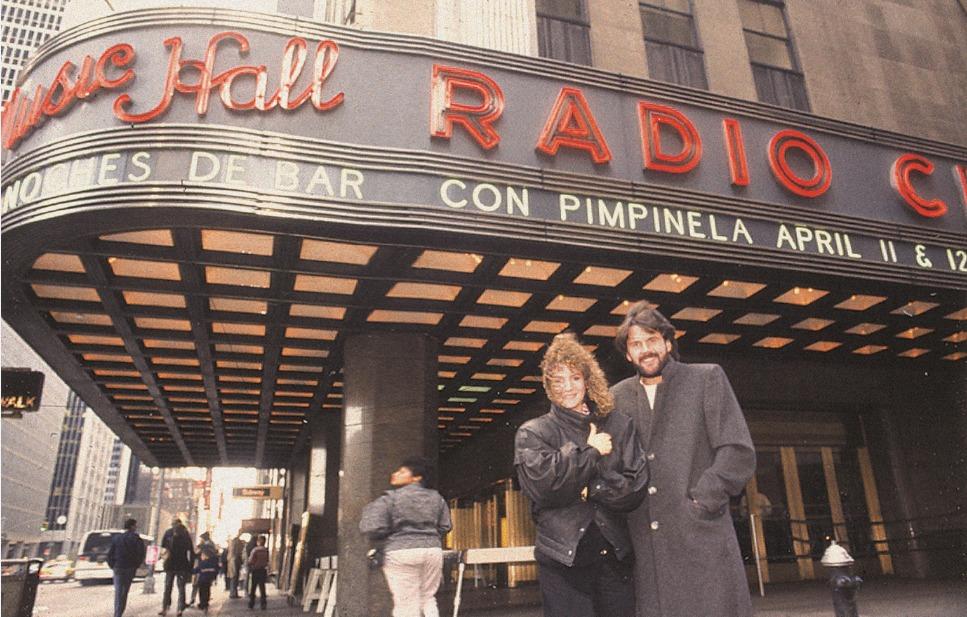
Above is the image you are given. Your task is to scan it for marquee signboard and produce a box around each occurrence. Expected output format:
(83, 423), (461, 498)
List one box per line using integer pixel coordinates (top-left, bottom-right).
(2, 11), (964, 285)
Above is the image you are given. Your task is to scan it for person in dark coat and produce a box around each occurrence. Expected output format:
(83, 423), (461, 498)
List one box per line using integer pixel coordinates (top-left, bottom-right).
(193, 547), (220, 614)
(159, 519), (194, 616)
(246, 535), (270, 610)
(515, 333), (648, 617)
(611, 301), (756, 617)
(107, 518), (147, 617)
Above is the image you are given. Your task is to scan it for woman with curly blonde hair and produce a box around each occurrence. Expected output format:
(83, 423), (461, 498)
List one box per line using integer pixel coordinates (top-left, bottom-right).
(515, 333), (648, 617)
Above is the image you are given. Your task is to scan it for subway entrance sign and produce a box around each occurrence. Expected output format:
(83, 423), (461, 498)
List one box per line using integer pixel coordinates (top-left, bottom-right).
(1, 368), (45, 417)
(233, 486), (283, 500)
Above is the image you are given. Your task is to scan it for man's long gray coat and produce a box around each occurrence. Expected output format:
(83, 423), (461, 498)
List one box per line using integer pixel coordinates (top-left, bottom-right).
(612, 359), (755, 617)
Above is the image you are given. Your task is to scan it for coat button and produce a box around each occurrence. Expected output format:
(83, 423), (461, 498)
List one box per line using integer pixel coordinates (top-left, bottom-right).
(579, 527), (585, 533)
(599, 548), (608, 556)
(567, 550), (573, 555)
(648, 486), (658, 495)
(650, 521), (660, 531)
(646, 452), (656, 461)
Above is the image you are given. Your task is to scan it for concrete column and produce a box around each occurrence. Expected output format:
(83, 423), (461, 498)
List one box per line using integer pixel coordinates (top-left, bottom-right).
(587, 0), (647, 78)
(691, 1), (758, 100)
(337, 333), (439, 617)
(308, 412), (340, 557)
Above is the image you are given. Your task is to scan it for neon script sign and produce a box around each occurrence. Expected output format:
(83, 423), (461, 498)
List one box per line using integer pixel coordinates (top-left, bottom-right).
(2, 31), (343, 149)
(3, 32), (965, 220)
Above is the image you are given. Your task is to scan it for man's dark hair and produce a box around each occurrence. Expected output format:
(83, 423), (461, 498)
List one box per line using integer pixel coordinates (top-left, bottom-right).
(401, 456), (430, 485)
(256, 535), (266, 546)
(123, 518), (137, 531)
(614, 300), (680, 359)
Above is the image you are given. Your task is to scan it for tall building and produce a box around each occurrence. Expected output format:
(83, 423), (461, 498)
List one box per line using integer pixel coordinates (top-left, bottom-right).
(1, 321), (68, 558)
(2, 0), (964, 611)
(38, 393), (119, 557)
(0, 0), (70, 102)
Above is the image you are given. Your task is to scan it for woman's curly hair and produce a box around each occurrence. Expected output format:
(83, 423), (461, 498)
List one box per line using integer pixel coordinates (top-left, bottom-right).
(540, 333), (614, 415)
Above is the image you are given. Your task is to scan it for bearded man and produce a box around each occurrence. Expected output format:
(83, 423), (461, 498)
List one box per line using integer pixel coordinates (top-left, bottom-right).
(611, 301), (755, 617)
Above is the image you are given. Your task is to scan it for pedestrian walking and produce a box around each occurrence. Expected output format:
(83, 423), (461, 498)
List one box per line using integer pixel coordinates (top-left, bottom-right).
(611, 301), (756, 617)
(246, 535), (270, 610)
(193, 547), (220, 614)
(219, 545), (229, 591)
(188, 532), (216, 607)
(515, 333), (648, 617)
(226, 534), (244, 598)
(158, 519), (194, 617)
(359, 456), (452, 617)
(107, 518), (147, 617)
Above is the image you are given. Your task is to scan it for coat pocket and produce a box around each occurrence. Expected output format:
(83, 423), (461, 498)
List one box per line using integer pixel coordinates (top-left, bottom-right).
(686, 497), (725, 521)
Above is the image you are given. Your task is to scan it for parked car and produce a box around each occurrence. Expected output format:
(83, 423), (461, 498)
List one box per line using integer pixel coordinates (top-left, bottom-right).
(74, 529), (153, 585)
(40, 555), (74, 582)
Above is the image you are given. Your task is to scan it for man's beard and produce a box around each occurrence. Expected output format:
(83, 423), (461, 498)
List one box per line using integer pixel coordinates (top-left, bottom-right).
(634, 352), (669, 378)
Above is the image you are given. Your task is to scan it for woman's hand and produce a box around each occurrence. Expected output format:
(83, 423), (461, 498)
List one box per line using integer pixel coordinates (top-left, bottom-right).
(587, 423), (613, 456)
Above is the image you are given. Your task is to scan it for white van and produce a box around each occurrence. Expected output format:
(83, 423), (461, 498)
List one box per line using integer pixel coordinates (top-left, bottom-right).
(73, 529), (154, 585)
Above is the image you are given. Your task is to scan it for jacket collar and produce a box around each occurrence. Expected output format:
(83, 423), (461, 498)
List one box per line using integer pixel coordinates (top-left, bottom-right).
(550, 401), (600, 431)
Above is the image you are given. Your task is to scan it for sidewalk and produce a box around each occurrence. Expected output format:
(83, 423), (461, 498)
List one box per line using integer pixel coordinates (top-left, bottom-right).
(58, 576), (964, 617)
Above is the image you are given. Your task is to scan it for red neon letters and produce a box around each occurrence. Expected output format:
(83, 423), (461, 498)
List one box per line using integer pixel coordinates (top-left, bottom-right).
(1, 32), (343, 150)
(722, 118), (750, 187)
(768, 129), (832, 198)
(535, 87), (612, 164)
(430, 65), (505, 150)
(638, 102), (703, 174)
(114, 32), (343, 123)
(2, 44), (135, 149)
(891, 153), (948, 218)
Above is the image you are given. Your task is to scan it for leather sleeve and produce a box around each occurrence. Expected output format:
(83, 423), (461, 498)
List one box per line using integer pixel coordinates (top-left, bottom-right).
(514, 424), (600, 509)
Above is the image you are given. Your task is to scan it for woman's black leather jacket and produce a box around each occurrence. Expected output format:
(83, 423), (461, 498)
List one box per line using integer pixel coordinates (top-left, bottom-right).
(514, 403), (648, 567)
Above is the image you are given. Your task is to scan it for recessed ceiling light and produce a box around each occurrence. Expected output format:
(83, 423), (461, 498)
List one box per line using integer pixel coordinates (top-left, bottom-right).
(672, 307), (722, 322)
(945, 307), (967, 321)
(499, 258), (559, 280)
(546, 295), (596, 312)
(895, 327), (933, 339)
(644, 273), (698, 293)
(734, 313), (780, 326)
(478, 289), (532, 307)
(944, 332), (967, 343)
(300, 239), (378, 265)
(445, 337), (488, 348)
(942, 352), (966, 361)
(853, 345), (888, 355)
(754, 337), (794, 349)
(461, 315), (508, 330)
(523, 320), (569, 334)
(845, 323), (885, 336)
(897, 348), (930, 358)
(574, 266), (632, 287)
(387, 282), (461, 302)
(699, 333), (740, 345)
(368, 310), (442, 325)
(584, 325), (618, 338)
(202, 230), (274, 256)
(774, 287), (828, 306)
(793, 318), (835, 331)
(891, 301), (939, 317)
(835, 294), (888, 311)
(412, 250), (481, 273)
(708, 280), (766, 299)
(32, 253), (85, 273)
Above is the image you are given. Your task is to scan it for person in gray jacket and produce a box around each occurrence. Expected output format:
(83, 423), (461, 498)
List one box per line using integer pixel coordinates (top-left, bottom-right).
(360, 456), (452, 617)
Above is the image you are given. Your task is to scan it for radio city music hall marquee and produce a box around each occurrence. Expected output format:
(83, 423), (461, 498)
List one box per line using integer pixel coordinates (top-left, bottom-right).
(2, 26), (965, 277)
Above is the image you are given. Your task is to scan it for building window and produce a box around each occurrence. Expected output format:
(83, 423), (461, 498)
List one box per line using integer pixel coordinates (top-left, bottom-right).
(536, 0), (592, 65)
(739, 0), (809, 111)
(640, 1), (707, 89)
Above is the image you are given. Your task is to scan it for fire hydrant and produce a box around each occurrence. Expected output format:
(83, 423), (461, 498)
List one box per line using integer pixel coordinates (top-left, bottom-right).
(820, 540), (863, 617)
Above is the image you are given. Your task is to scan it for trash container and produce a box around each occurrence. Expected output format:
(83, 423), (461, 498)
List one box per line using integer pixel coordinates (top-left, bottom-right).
(1, 558), (44, 617)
